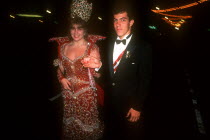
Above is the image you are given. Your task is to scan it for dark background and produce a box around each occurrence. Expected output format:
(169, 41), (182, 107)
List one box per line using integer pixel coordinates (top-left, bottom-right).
(1, 0), (210, 139)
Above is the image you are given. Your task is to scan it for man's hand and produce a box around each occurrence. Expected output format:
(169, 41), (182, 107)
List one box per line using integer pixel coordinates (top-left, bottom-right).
(126, 108), (141, 122)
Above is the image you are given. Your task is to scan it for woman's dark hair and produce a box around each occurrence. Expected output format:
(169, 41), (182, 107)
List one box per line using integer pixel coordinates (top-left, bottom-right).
(68, 16), (88, 41)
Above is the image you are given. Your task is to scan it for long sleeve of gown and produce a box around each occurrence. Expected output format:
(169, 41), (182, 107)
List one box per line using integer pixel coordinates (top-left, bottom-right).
(57, 68), (64, 82)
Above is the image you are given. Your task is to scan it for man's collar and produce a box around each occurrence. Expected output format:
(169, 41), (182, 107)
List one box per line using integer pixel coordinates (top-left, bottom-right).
(117, 33), (132, 40)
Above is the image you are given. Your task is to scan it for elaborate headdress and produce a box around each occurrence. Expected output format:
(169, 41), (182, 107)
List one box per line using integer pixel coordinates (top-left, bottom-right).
(71, 0), (92, 22)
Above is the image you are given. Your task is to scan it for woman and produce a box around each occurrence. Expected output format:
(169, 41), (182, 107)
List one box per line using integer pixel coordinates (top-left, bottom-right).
(52, 17), (105, 140)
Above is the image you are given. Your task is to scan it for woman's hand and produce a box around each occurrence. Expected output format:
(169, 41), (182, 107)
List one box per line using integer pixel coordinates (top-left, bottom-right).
(94, 72), (101, 78)
(60, 78), (72, 90)
(81, 56), (102, 68)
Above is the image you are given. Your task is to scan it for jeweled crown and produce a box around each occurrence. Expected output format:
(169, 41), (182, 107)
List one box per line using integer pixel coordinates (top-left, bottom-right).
(71, 0), (92, 22)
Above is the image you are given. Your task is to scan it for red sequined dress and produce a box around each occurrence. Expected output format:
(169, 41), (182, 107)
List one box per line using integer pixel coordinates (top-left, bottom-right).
(49, 35), (105, 140)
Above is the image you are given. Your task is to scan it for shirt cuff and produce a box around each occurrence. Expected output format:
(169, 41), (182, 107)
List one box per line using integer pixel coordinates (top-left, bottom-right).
(95, 61), (102, 71)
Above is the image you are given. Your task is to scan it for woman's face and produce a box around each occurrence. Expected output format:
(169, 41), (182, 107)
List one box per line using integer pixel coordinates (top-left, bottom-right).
(70, 24), (85, 41)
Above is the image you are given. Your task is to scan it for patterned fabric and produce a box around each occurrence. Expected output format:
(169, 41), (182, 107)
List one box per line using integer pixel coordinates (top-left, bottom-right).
(50, 35), (105, 140)
(71, 0), (92, 22)
(113, 50), (125, 73)
(49, 35), (106, 60)
(61, 43), (103, 140)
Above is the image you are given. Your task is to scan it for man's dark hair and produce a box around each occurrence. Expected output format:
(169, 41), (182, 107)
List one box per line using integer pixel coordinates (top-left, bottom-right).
(112, 3), (134, 21)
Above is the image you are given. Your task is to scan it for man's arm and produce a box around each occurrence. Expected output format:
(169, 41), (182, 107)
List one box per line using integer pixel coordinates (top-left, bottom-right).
(127, 42), (152, 122)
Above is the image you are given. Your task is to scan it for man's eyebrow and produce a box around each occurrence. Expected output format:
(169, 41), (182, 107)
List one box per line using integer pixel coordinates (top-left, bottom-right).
(114, 17), (128, 20)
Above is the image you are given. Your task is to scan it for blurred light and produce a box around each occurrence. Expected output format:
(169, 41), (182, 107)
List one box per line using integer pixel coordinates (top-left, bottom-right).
(175, 23), (181, 27)
(10, 15), (15, 18)
(148, 25), (157, 30)
(156, 7), (160, 10)
(152, 0), (208, 13)
(16, 14), (43, 18)
(54, 21), (58, 24)
(158, 13), (192, 18)
(208, 29), (210, 31)
(98, 17), (102, 20)
(46, 10), (51, 14)
(151, 0), (208, 28)
(180, 19), (185, 23)
(39, 20), (44, 23)
(175, 27), (179, 30)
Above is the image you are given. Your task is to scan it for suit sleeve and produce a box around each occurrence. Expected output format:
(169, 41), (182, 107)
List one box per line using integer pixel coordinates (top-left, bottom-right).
(130, 43), (152, 112)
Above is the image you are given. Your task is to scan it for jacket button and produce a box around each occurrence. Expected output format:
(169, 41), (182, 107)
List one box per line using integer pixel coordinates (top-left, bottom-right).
(112, 83), (115, 86)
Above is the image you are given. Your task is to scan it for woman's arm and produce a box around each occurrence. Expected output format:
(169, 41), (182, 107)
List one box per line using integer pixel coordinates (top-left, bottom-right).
(81, 44), (102, 69)
(57, 62), (72, 90)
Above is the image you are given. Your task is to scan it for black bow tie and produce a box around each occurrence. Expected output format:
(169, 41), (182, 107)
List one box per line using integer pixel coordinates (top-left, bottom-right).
(115, 34), (132, 45)
(115, 39), (126, 45)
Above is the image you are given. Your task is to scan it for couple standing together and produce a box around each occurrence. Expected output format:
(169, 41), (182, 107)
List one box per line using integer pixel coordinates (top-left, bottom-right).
(50, 1), (152, 140)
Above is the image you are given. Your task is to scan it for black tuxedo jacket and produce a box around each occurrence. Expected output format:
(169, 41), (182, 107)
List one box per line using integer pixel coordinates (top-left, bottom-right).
(102, 34), (152, 116)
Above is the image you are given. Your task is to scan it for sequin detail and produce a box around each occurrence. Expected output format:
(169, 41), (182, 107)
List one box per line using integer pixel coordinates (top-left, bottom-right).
(59, 43), (103, 140)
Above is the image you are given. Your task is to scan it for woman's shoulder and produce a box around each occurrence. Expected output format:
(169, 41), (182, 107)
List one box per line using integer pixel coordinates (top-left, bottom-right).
(87, 35), (106, 44)
(87, 34), (106, 50)
(49, 36), (70, 46)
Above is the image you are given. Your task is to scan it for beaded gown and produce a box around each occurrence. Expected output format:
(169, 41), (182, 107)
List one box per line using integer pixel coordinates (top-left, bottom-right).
(56, 42), (104, 140)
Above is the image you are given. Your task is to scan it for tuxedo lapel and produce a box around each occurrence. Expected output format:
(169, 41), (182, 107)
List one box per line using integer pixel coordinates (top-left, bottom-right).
(121, 37), (136, 62)
(108, 40), (115, 77)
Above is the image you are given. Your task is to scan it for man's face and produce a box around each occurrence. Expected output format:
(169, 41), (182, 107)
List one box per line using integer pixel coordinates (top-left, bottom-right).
(113, 12), (134, 39)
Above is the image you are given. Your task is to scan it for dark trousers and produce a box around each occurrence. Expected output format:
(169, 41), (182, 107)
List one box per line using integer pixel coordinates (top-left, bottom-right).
(104, 111), (145, 140)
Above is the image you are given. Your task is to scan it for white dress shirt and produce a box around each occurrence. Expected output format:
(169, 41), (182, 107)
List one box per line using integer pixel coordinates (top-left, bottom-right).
(113, 34), (132, 66)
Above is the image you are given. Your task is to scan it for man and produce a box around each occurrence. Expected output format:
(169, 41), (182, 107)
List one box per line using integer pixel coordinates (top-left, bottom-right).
(81, 3), (152, 139)
(102, 4), (152, 140)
